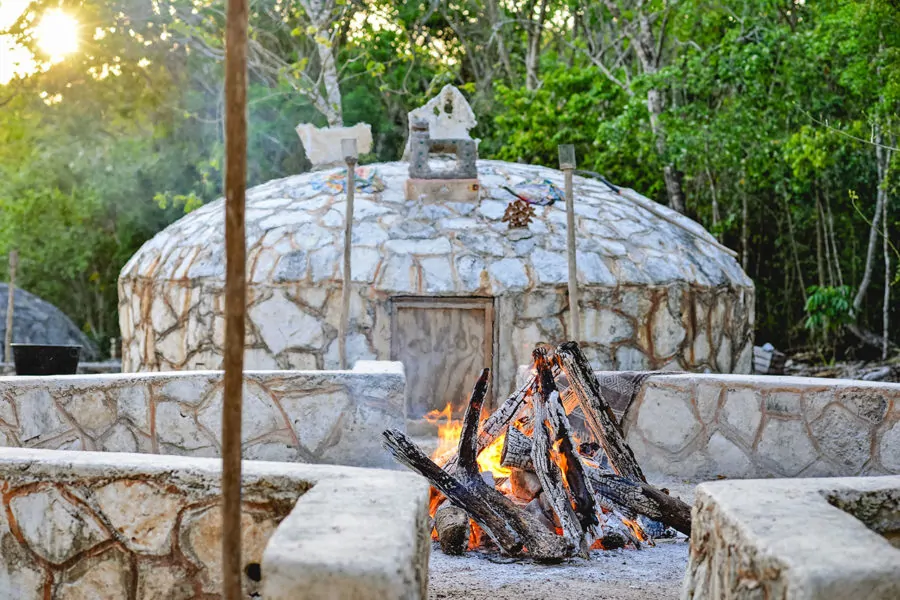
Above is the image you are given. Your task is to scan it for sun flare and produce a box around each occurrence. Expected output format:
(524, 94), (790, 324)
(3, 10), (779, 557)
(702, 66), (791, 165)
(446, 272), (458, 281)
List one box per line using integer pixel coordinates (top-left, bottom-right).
(34, 9), (79, 62)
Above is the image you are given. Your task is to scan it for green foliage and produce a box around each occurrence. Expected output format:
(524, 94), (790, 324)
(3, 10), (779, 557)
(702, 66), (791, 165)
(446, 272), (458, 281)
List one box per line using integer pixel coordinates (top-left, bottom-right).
(804, 285), (855, 334)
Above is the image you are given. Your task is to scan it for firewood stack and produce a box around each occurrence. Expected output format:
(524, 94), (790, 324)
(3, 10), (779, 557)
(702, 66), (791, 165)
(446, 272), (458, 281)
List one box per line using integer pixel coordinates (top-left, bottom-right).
(382, 341), (692, 562)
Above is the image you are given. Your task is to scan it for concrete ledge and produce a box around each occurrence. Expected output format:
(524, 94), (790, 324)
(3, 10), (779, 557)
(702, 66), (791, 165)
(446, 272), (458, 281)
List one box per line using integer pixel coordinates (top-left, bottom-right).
(682, 476), (900, 600)
(0, 361), (406, 468)
(263, 464), (430, 600)
(0, 447), (430, 599)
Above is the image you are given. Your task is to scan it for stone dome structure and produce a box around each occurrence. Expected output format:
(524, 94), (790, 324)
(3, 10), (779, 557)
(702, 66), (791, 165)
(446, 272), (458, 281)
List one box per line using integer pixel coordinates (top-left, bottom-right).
(0, 284), (99, 359)
(119, 159), (753, 414)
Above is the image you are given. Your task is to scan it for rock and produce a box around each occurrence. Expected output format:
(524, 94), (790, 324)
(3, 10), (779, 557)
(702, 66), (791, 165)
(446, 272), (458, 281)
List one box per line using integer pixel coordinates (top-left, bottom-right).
(154, 402), (213, 452)
(810, 405), (873, 473)
(249, 291), (325, 354)
(651, 307), (686, 358)
(531, 249), (568, 284)
(136, 563), (193, 600)
(635, 386), (701, 453)
(93, 480), (181, 555)
(582, 309), (633, 343)
(10, 487), (109, 564)
(721, 388), (762, 445)
(757, 418), (818, 475)
(706, 431), (753, 478)
(295, 122), (373, 167)
(55, 547), (131, 599)
(197, 382), (283, 445)
(60, 391), (115, 438)
(489, 258), (529, 290)
(15, 389), (68, 443)
(280, 389), (353, 454)
(879, 421), (900, 472)
(179, 506), (277, 595)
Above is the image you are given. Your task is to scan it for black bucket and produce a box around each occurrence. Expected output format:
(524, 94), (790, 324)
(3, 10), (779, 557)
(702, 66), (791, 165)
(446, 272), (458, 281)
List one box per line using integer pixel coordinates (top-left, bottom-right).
(12, 344), (81, 376)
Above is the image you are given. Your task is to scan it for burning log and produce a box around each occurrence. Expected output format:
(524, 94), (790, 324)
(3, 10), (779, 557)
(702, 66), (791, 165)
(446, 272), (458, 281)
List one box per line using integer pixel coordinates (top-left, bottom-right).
(556, 341), (646, 483)
(434, 501), (470, 555)
(383, 341), (692, 559)
(383, 369), (574, 561)
(586, 469), (692, 536)
(499, 407), (692, 535)
(532, 349), (599, 539)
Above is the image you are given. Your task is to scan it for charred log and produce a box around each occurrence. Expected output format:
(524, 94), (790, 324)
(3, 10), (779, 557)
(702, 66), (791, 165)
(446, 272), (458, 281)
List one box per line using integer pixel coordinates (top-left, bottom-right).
(556, 342), (646, 483)
(586, 468), (692, 536)
(434, 501), (470, 555)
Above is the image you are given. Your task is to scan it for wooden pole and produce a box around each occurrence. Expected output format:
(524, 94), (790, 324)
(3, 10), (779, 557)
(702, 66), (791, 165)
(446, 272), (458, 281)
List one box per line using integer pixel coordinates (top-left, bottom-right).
(339, 144), (357, 370)
(559, 145), (580, 342)
(5, 250), (17, 364)
(222, 0), (249, 594)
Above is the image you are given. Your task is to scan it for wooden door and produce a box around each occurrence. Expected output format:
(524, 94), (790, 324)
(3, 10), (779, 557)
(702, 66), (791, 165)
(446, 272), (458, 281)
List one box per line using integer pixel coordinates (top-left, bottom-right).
(391, 297), (494, 419)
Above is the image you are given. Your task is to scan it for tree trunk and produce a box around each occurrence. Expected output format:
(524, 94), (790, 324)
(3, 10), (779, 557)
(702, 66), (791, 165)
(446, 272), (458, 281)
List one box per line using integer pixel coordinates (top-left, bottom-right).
(883, 180), (891, 360)
(525, 0), (549, 90)
(816, 190), (829, 287)
(647, 88), (685, 213)
(740, 175), (749, 272)
(824, 188), (845, 287)
(783, 193), (808, 303)
(853, 123), (888, 314)
(301, 0), (343, 126)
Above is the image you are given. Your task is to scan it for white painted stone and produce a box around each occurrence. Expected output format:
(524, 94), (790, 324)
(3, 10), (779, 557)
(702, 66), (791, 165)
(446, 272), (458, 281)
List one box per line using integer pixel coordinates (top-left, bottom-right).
(489, 258), (529, 289)
(150, 299), (177, 334)
(198, 383), (283, 445)
(384, 238), (452, 255)
(615, 346), (649, 370)
(715, 334), (733, 372)
(696, 382), (722, 423)
(582, 309), (633, 343)
(635, 387), (701, 453)
(280, 390), (352, 453)
(249, 291), (325, 354)
(706, 431), (753, 477)
(721, 388), (762, 444)
(455, 254), (487, 290)
(10, 487), (109, 564)
(478, 200), (508, 220)
(136, 563), (193, 600)
(810, 405), (873, 472)
(155, 402), (213, 451)
(98, 423), (139, 453)
(576, 251), (617, 285)
(61, 391), (115, 438)
(117, 384), (150, 431)
(94, 480), (181, 554)
(244, 347), (280, 370)
(419, 256), (454, 293)
(756, 418), (818, 475)
(343, 247), (382, 283)
(16, 390), (67, 443)
(157, 375), (213, 407)
(378, 254), (415, 292)
(403, 84), (477, 154)
(650, 306), (686, 357)
(295, 123), (373, 167)
(55, 548), (131, 599)
(531, 249), (568, 284)
(880, 421), (900, 472)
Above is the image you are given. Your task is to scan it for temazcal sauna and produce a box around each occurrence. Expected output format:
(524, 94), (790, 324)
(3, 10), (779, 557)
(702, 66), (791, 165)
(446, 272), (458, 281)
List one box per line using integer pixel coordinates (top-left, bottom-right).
(119, 87), (754, 418)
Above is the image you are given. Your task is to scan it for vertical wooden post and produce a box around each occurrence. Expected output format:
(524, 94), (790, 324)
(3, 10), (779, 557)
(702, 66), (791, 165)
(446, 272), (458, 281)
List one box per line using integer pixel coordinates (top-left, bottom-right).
(5, 251), (17, 365)
(559, 145), (580, 342)
(339, 139), (358, 370)
(222, 0), (249, 595)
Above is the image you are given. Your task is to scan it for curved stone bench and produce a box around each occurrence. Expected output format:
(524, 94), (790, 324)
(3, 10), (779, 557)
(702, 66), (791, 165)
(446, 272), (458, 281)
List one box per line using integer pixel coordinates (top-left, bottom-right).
(683, 476), (900, 599)
(0, 361), (406, 469)
(0, 447), (429, 599)
(622, 374), (900, 479)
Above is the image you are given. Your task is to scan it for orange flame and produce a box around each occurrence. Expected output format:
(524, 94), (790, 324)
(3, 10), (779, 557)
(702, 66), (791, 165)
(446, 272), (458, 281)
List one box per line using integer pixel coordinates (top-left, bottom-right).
(621, 517), (647, 542)
(425, 403), (510, 478)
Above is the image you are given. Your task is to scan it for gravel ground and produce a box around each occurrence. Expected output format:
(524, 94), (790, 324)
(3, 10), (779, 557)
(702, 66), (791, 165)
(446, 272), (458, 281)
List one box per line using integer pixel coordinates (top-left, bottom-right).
(428, 539), (690, 600)
(428, 479), (697, 600)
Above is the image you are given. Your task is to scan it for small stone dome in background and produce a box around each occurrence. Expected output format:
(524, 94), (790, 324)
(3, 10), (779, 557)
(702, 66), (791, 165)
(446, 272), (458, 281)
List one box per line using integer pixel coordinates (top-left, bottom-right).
(0, 284), (99, 360)
(119, 158), (753, 414)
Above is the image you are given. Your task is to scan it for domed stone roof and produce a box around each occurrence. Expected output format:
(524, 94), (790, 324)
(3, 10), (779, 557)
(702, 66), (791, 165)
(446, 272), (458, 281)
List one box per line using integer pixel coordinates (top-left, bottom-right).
(0, 284), (99, 359)
(120, 160), (751, 292)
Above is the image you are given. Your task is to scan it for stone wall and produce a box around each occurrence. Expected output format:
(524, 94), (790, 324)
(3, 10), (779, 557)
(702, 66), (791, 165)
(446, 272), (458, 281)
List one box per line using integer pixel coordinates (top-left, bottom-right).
(0, 361), (405, 469)
(622, 373), (900, 479)
(120, 279), (753, 396)
(0, 447), (430, 600)
(682, 476), (900, 599)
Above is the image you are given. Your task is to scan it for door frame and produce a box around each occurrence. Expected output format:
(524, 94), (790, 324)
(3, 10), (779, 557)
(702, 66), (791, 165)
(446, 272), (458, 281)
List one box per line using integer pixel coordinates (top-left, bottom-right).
(389, 296), (497, 411)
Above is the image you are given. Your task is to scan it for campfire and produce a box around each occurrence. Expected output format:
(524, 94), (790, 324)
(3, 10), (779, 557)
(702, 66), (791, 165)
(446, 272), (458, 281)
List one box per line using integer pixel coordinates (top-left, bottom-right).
(382, 342), (692, 562)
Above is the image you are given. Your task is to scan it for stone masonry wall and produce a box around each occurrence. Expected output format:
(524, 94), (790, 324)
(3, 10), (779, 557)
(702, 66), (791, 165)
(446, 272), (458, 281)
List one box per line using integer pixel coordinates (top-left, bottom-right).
(622, 373), (900, 479)
(0, 450), (306, 599)
(119, 279), (753, 397)
(0, 362), (405, 469)
(0, 448), (431, 600)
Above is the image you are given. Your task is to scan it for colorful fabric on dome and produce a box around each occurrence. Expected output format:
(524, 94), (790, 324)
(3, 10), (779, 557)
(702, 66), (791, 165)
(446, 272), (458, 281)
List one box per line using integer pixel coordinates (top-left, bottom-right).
(502, 178), (563, 206)
(313, 166), (386, 194)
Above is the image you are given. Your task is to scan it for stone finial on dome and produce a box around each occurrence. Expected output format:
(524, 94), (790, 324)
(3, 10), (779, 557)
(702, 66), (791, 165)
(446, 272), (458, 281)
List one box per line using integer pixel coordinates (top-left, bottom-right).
(402, 85), (478, 159)
(295, 122), (373, 169)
